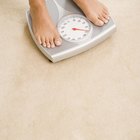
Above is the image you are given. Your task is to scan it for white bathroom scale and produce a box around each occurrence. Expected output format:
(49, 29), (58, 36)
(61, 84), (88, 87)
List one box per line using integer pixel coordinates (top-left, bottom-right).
(26, 0), (116, 63)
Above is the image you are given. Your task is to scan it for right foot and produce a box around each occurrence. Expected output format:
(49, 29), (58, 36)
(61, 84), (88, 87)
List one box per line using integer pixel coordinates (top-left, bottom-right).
(74, 0), (110, 26)
(30, 5), (62, 48)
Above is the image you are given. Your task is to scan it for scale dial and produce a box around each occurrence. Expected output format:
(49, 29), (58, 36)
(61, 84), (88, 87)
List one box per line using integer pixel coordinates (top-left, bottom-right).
(57, 14), (93, 43)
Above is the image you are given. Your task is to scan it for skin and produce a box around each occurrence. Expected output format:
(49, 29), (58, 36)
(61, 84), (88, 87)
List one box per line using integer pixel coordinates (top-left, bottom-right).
(29, 0), (110, 48)
(73, 0), (110, 26)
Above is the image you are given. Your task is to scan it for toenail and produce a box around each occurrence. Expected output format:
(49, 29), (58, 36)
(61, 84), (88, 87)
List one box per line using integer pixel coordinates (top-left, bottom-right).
(107, 17), (110, 20)
(47, 44), (50, 48)
(55, 40), (61, 46)
(99, 21), (104, 26)
(43, 43), (46, 47)
(105, 20), (108, 23)
(51, 44), (55, 48)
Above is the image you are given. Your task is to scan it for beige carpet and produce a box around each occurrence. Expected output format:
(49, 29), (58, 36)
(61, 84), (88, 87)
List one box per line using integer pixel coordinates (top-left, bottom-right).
(0, 0), (140, 139)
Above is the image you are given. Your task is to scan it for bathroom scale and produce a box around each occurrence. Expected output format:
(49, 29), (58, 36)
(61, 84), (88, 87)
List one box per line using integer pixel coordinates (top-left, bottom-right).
(26, 0), (116, 63)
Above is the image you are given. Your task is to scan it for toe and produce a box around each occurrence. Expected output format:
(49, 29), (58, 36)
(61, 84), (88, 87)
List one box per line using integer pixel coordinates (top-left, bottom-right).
(99, 15), (108, 24)
(50, 38), (55, 48)
(103, 13), (110, 20)
(95, 19), (104, 26)
(36, 35), (42, 45)
(54, 36), (62, 46)
(103, 9), (110, 16)
(41, 37), (47, 47)
(45, 39), (51, 48)
(88, 14), (104, 26)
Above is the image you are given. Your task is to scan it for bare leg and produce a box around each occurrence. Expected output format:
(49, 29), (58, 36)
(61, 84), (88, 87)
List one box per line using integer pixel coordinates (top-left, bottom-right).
(73, 0), (110, 26)
(29, 0), (62, 48)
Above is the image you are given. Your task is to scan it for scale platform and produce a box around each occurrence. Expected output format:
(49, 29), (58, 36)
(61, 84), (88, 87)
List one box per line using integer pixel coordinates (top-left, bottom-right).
(26, 0), (116, 63)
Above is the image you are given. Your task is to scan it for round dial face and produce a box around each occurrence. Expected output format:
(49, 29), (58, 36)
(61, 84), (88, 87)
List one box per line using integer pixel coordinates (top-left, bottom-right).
(57, 14), (93, 43)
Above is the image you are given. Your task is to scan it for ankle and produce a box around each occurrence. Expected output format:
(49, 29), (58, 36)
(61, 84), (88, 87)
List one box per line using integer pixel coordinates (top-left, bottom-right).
(29, 0), (46, 11)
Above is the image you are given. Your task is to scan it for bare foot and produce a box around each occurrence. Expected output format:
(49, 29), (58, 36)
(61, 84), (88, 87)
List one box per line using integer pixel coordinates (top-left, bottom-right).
(73, 0), (110, 26)
(30, 4), (62, 48)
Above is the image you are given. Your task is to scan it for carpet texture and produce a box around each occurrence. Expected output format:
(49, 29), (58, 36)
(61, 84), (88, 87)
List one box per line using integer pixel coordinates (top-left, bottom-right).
(0, 0), (140, 140)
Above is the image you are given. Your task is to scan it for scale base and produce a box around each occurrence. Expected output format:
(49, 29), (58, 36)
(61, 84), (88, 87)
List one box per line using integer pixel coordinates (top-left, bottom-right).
(26, 0), (116, 63)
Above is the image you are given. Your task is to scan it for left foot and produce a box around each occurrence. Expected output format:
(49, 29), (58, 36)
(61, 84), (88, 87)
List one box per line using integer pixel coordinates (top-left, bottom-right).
(73, 0), (110, 26)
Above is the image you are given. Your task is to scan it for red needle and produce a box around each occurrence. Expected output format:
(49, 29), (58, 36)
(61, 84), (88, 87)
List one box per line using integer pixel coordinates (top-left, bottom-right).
(72, 28), (89, 32)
